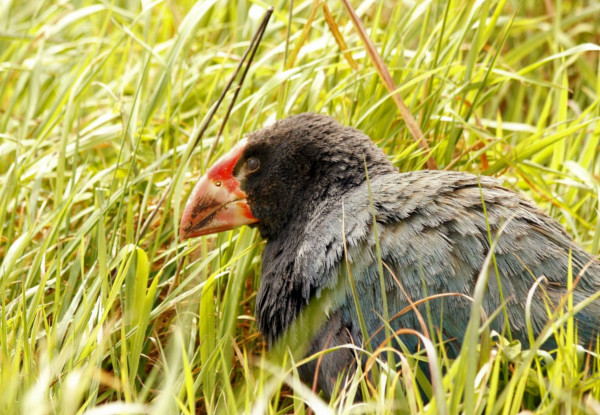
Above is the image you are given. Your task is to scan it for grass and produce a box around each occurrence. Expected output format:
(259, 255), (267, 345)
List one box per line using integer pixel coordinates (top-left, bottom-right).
(1, 0), (600, 413)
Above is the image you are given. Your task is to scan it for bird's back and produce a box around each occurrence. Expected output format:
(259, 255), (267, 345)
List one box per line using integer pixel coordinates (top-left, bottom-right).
(343, 171), (599, 349)
(258, 170), (600, 396)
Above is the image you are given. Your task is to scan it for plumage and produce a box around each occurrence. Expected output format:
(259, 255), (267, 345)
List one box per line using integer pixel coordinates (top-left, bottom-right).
(180, 113), (600, 398)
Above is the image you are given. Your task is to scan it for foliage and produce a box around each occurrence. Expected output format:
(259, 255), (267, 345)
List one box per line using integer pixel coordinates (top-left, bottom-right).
(1, 0), (600, 413)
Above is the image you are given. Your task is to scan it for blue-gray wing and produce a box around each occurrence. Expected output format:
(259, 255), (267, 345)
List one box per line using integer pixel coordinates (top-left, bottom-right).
(296, 171), (600, 352)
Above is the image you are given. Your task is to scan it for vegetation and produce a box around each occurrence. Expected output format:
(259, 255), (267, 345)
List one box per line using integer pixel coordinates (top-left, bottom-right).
(1, 0), (600, 413)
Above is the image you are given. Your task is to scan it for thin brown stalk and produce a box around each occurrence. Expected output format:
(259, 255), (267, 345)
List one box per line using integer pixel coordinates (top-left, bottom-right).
(340, 0), (437, 169)
(383, 261), (430, 340)
(322, 2), (358, 70)
(287, 0), (320, 69)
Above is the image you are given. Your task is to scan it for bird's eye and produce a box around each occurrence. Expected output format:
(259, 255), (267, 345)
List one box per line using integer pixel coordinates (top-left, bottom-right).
(247, 157), (260, 173)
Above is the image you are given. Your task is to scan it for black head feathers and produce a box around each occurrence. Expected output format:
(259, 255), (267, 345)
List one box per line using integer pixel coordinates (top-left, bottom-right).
(238, 113), (397, 239)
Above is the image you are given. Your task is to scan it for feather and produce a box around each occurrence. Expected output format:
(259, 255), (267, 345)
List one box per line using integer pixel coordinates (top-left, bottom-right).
(256, 170), (600, 395)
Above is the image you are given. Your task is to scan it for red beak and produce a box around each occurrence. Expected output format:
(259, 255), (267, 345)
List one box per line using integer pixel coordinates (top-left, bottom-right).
(179, 138), (258, 240)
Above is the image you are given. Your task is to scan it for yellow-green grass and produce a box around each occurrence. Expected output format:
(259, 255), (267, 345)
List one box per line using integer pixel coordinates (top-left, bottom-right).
(1, 0), (600, 413)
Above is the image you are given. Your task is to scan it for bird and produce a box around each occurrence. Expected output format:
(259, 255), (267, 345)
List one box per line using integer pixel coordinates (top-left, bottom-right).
(179, 113), (600, 398)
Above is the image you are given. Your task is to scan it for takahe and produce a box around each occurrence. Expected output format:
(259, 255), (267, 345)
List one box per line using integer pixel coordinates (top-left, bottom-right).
(180, 113), (600, 397)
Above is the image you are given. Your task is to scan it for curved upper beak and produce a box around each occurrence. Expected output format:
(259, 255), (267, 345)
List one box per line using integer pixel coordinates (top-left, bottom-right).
(179, 138), (258, 240)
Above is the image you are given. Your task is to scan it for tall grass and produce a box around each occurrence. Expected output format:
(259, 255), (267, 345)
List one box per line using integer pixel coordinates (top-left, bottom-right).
(0, 0), (599, 413)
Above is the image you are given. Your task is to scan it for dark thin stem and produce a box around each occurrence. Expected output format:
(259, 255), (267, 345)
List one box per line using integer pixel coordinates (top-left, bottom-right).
(136, 6), (273, 244)
(167, 248), (186, 298)
(205, 6), (273, 165)
(165, 7), (273, 296)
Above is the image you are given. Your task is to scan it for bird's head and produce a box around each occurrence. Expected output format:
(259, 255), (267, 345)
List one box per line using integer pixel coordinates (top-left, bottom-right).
(180, 113), (395, 240)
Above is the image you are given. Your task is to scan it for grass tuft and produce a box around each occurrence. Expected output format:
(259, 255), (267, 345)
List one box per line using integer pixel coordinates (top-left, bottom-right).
(1, 0), (599, 413)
